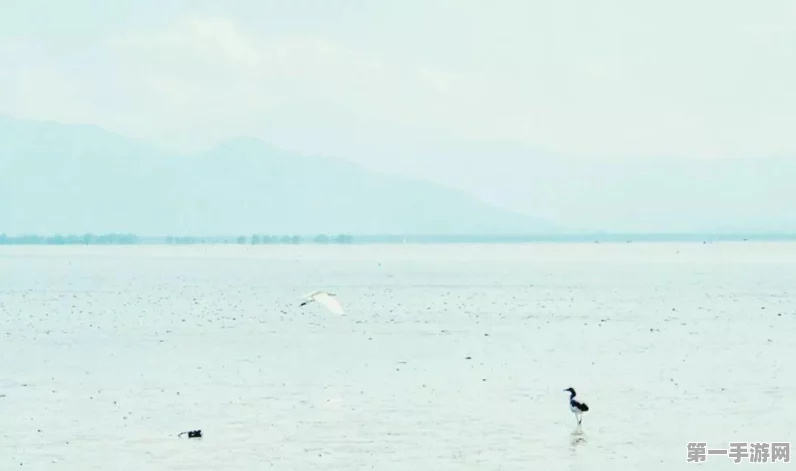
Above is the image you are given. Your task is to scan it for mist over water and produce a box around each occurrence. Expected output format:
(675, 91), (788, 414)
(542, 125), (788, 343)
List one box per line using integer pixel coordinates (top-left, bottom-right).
(1, 242), (794, 470)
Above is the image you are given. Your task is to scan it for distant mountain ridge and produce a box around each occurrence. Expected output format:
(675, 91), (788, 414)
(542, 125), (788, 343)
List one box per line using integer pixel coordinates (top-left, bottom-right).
(0, 115), (560, 235)
(237, 104), (796, 234)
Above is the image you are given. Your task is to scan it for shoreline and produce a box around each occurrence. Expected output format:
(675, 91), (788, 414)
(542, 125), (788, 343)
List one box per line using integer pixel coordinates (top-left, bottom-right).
(2, 232), (796, 246)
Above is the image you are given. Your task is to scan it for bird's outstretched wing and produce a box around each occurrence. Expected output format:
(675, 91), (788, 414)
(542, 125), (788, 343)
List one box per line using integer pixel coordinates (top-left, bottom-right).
(313, 292), (345, 315)
(301, 290), (323, 300)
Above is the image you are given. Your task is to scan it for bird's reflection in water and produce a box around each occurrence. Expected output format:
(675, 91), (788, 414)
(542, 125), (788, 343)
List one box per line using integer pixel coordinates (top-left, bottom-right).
(569, 428), (587, 453)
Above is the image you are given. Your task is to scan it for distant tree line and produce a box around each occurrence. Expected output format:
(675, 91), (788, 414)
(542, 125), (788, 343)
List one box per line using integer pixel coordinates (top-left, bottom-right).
(166, 234), (355, 245)
(6, 232), (788, 246)
(0, 233), (138, 245)
(0, 232), (354, 245)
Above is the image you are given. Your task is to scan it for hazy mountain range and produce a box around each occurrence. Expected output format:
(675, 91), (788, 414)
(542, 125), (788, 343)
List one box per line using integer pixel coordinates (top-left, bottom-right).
(0, 115), (559, 236)
(3, 113), (796, 237)
(239, 105), (796, 234)
(381, 140), (796, 234)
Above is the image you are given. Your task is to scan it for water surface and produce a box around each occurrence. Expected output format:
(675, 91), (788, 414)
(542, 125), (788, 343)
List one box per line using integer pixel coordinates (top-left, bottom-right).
(1, 242), (794, 470)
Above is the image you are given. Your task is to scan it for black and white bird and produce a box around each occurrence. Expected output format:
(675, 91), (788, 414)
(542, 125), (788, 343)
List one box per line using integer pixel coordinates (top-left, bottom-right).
(564, 387), (589, 426)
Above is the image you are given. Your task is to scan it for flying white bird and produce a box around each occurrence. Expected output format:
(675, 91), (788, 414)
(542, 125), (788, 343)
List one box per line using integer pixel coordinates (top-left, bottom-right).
(300, 290), (345, 315)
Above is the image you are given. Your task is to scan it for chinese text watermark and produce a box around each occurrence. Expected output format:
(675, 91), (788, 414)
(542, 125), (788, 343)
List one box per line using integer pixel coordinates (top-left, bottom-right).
(687, 442), (790, 463)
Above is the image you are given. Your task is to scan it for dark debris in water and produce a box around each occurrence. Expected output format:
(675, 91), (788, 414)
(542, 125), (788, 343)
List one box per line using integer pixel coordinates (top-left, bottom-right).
(178, 429), (202, 438)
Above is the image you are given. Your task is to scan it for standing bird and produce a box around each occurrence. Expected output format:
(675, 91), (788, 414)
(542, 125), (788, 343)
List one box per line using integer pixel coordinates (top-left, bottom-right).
(564, 387), (589, 427)
(300, 290), (345, 315)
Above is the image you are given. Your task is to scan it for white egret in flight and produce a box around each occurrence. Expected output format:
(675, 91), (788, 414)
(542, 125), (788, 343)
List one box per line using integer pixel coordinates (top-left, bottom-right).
(300, 290), (345, 315)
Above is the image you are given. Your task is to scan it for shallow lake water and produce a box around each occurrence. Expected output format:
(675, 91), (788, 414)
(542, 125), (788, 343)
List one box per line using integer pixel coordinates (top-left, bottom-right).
(1, 242), (794, 470)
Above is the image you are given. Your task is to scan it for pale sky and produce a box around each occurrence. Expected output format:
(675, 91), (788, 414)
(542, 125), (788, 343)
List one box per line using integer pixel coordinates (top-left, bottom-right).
(2, 0), (796, 160)
(3, 0), (796, 232)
